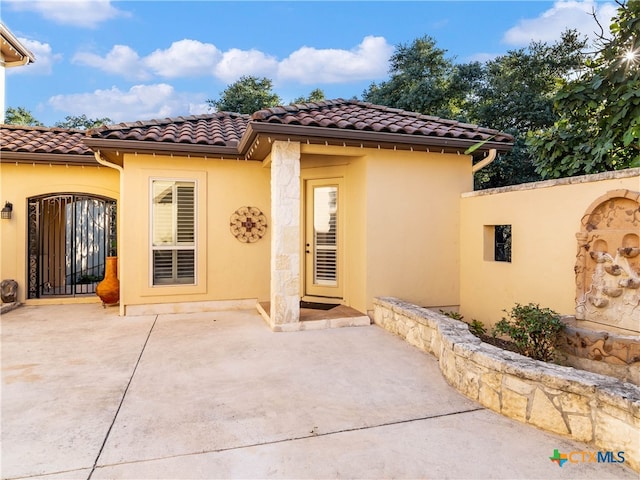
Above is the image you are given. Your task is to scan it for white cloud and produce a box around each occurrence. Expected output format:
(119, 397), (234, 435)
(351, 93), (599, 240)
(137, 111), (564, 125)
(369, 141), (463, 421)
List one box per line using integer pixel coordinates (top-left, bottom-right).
(6, 38), (62, 75)
(72, 36), (393, 86)
(278, 36), (393, 84)
(5, 0), (127, 28)
(73, 45), (150, 81)
(502, 0), (618, 46)
(47, 84), (208, 122)
(145, 40), (222, 78)
(214, 48), (279, 84)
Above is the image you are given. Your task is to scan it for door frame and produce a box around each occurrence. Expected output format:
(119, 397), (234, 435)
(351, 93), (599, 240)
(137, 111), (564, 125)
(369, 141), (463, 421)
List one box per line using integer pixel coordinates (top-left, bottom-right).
(302, 175), (345, 301)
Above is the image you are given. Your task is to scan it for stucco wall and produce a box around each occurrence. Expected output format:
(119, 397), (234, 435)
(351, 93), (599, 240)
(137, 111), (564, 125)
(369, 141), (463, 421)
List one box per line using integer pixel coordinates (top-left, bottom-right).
(299, 146), (472, 316)
(0, 163), (119, 303)
(366, 150), (472, 313)
(120, 154), (271, 312)
(459, 168), (640, 328)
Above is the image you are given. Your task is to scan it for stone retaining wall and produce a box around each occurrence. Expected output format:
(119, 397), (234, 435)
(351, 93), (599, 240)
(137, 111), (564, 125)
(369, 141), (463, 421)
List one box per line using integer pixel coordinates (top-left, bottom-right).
(373, 297), (640, 472)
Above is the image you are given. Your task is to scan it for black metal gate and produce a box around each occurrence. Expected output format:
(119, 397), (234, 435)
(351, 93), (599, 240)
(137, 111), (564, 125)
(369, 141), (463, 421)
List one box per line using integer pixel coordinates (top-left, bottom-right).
(27, 194), (117, 298)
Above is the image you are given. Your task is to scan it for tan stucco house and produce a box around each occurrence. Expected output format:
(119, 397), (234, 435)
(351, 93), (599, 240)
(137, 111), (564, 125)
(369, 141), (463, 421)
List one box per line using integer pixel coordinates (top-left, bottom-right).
(0, 99), (514, 329)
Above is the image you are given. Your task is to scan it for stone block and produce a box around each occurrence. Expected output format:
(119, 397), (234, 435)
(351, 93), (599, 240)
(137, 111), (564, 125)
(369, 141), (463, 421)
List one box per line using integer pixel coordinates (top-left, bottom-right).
(501, 388), (528, 422)
(566, 414), (593, 442)
(479, 382), (501, 411)
(458, 365), (480, 400)
(559, 391), (592, 415)
(274, 255), (289, 270)
(595, 409), (640, 471)
(481, 371), (502, 391)
(504, 375), (535, 396)
(528, 388), (569, 435)
(405, 325), (425, 350)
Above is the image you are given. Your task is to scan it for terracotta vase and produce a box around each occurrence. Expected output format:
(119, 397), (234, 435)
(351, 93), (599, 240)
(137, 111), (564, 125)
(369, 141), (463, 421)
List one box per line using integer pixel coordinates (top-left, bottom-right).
(96, 256), (120, 306)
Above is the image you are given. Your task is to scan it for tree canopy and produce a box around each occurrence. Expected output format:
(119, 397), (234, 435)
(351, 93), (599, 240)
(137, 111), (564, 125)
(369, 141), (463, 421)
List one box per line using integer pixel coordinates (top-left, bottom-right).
(470, 30), (587, 188)
(55, 114), (112, 130)
(291, 88), (326, 104)
(529, 0), (640, 178)
(363, 36), (461, 119)
(207, 76), (282, 114)
(4, 107), (43, 126)
(362, 32), (587, 189)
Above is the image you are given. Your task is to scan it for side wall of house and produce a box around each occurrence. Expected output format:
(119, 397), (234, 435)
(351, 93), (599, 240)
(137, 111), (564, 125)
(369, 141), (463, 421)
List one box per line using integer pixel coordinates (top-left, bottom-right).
(365, 149), (472, 314)
(459, 168), (640, 328)
(120, 154), (271, 312)
(0, 163), (120, 303)
(298, 147), (472, 317)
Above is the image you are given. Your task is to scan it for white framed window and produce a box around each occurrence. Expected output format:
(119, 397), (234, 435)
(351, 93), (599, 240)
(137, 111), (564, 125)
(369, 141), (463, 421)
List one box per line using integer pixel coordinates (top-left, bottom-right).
(150, 179), (196, 285)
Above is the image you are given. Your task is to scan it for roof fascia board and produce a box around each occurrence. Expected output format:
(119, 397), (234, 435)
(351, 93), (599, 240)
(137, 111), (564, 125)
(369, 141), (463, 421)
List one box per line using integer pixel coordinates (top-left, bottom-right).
(0, 152), (97, 166)
(83, 119), (513, 162)
(1, 23), (36, 63)
(242, 122), (513, 159)
(83, 137), (244, 159)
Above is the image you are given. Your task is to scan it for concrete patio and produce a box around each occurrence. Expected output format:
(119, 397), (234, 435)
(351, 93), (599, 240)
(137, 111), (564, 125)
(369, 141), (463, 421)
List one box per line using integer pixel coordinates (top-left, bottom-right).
(1, 304), (635, 479)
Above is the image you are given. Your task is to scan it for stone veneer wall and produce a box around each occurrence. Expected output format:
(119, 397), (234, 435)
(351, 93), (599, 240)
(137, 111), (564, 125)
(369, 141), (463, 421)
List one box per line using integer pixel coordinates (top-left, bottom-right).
(373, 297), (640, 473)
(269, 141), (301, 327)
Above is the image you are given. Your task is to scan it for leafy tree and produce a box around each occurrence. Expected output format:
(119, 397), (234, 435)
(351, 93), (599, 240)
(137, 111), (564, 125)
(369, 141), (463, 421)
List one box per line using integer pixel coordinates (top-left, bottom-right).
(361, 32), (587, 189)
(471, 31), (587, 188)
(208, 76), (282, 114)
(362, 36), (461, 118)
(4, 106), (43, 126)
(55, 114), (112, 130)
(529, 1), (640, 178)
(291, 88), (326, 104)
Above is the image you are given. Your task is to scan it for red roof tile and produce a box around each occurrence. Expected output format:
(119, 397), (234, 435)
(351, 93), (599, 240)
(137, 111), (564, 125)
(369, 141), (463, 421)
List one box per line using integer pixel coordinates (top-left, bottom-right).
(251, 99), (514, 143)
(2, 99), (514, 163)
(88, 113), (250, 148)
(1, 124), (93, 156)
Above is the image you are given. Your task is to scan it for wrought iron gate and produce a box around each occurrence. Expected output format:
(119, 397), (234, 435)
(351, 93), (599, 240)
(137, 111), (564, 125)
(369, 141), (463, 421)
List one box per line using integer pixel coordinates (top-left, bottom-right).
(27, 194), (117, 298)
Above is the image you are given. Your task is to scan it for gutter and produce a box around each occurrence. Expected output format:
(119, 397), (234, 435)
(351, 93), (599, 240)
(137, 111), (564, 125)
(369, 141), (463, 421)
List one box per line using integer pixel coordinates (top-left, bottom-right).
(471, 148), (497, 173)
(240, 123), (513, 160)
(3, 56), (31, 68)
(93, 151), (125, 317)
(83, 137), (240, 159)
(1, 22), (36, 66)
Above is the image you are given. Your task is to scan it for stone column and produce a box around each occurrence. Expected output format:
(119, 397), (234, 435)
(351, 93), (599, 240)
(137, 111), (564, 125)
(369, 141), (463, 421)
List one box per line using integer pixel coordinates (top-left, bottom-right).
(270, 141), (300, 326)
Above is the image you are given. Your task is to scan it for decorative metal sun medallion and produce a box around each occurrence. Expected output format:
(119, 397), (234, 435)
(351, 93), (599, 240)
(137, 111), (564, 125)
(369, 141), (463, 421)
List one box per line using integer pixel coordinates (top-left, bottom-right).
(230, 206), (267, 243)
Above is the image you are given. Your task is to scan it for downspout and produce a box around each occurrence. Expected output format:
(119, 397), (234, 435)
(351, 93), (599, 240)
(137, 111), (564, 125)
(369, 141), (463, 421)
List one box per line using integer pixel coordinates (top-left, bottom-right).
(94, 151), (125, 317)
(471, 148), (497, 173)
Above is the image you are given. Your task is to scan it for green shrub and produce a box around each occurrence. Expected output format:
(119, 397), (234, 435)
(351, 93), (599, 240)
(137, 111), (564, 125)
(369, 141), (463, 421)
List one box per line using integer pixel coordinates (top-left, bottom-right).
(440, 310), (486, 337)
(468, 319), (487, 337)
(493, 303), (564, 362)
(439, 309), (464, 321)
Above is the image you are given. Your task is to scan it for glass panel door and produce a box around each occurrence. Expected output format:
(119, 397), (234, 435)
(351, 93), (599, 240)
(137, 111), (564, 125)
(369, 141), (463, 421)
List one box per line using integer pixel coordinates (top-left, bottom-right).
(305, 179), (342, 299)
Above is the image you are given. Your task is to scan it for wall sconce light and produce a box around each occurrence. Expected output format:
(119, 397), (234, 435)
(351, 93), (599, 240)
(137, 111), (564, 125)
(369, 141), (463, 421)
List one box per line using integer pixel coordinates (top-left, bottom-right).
(1, 202), (13, 220)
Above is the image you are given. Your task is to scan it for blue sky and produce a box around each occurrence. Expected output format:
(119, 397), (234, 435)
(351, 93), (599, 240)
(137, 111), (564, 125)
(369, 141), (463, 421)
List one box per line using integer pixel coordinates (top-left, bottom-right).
(2, 0), (618, 126)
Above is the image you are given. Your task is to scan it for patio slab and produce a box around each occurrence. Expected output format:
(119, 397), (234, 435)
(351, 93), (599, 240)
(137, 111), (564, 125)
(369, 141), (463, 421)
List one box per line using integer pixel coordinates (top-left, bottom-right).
(1, 305), (636, 479)
(1, 304), (155, 479)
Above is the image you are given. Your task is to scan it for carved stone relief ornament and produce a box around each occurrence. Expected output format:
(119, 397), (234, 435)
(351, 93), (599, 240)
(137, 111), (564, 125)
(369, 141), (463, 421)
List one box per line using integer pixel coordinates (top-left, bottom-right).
(574, 189), (640, 333)
(230, 206), (267, 243)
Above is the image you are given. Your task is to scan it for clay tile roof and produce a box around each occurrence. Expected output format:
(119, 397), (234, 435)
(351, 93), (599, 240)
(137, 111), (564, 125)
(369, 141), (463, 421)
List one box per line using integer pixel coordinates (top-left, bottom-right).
(5, 99), (513, 163)
(251, 99), (514, 144)
(0, 124), (95, 161)
(87, 112), (250, 148)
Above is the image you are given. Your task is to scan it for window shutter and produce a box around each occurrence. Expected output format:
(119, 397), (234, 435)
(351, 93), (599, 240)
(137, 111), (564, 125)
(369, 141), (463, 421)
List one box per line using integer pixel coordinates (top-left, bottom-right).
(151, 180), (196, 285)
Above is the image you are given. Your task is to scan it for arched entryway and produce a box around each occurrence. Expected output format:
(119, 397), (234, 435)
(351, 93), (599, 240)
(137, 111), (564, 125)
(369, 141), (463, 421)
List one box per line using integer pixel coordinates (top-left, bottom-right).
(27, 193), (117, 298)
